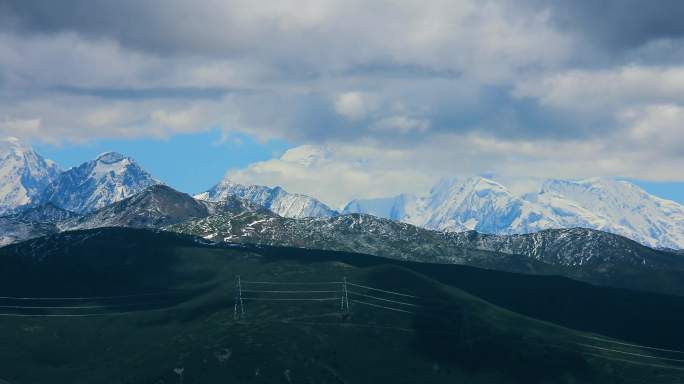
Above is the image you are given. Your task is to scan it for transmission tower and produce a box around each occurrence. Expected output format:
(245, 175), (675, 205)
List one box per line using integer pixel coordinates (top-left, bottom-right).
(340, 277), (350, 314)
(234, 275), (245, 320)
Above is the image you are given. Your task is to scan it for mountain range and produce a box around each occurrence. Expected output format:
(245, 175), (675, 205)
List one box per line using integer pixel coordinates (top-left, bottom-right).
(1, 137), (683, 252)
(0, 138), (161, 215)
(167, 207), (684, 296)
(344, 176), (684, 250)
(65, 184), (268, 231)
(1, 138), (684, 299)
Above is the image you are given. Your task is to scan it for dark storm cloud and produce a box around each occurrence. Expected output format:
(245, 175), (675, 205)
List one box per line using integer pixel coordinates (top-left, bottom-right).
(5, 0), (684, 58)
(529, 0), (684, 52)
(0, 1), (180, 53)
(0, 0), (303, 58)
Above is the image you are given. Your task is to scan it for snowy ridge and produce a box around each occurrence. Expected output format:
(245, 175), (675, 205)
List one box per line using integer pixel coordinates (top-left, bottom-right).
(537, 178), (684, 249)
(0, 138), (60, 214)
(445, 227), (678, 268)
(168, 211), (684, 296)
(344, 176), (562, 234)
(40, 152), (161, 213)
(344, 176), (684, 249)
(2, 139), (684, 250)
(63, 184), (271, 231)
(195, 179), (337, 219)
(0, 203), (78, 247)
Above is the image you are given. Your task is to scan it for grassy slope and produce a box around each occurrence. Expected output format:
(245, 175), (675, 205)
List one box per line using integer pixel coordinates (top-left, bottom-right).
(0, 228), (683, 383)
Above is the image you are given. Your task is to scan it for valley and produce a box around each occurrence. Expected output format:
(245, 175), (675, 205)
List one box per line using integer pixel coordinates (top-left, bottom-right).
(1, 228), (684, 383)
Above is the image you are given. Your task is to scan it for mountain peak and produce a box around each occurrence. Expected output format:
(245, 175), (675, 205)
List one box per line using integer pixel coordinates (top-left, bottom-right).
(433, 176), (506, 193)
(95, 152), (128, 163)
(40, 152), (160, 213)
(0, 138), (60, 214)
(0, 137), (32, 158)
(196, 179), (337, 219)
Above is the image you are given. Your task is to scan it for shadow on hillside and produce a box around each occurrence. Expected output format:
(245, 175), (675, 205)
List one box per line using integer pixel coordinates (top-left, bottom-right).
(366, 266), (594, 384)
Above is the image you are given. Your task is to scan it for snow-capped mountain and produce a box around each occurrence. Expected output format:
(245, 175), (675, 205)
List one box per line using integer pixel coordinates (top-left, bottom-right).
(343, 176), (684, 249)
(65, 184), (267, 231)
(344, 177), (561, 233)
(343, 193), (415, 222)
(195, 179), (337, 219)
(39, 152), (161, 213)
(0, 138), (60, 214)
(536, 178), (684, 249)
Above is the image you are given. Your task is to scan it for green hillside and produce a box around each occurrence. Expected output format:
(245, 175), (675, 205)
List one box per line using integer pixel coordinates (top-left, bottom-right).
(0, 228), (683, 384)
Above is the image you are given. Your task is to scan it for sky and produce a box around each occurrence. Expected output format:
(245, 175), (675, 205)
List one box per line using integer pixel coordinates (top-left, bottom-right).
(34, 129), (290, 194)
(1, 1), (683, 207)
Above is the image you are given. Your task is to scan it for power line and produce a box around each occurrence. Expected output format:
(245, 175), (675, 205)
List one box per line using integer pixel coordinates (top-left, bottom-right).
(582, 352), (684, 371)
(241, 281), (342, 285)
(0, 291), (182, 301)
(0, 307), (172, 317)
(241, 297), (341, 302)
(350, 299), (415, 314)
(531, 341), (684, 371)
(347, 290), (420, 307)
(0, 303), (167, 310)
(241, 290), (341, 294)
(346, 289), (461, 316)
(346, 282), (420, 299)
(579, 343), (684, 364)
(579, 335), (684, 355)
(234, 278), (460, 317)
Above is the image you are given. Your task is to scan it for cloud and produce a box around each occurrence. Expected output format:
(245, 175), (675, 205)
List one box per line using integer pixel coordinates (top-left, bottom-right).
(0, 2), (575, 144)
(514, 66), (684, 112)
(0, 0), (683, 191)
(0, 118), (42, 138)
(233, 134), (684, 206)
(535, 0), (684, 53)
(227, 143), (438, 208)
(333, 92), (378, 120)
(371, 116), (430, 134)
(620, 104), (684, 156)
(53, 85), (240, 100)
